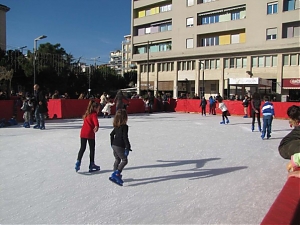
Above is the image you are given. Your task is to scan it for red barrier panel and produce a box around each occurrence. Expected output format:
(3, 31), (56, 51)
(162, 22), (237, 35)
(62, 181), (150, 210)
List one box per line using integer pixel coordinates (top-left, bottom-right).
(173, 99), (300, 119)
(0, 100), (14, 120)
(261, 174), (300, 225)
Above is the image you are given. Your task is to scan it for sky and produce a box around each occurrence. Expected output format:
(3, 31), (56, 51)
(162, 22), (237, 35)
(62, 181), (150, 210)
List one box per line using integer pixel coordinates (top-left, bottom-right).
(1, 0), (131, 64)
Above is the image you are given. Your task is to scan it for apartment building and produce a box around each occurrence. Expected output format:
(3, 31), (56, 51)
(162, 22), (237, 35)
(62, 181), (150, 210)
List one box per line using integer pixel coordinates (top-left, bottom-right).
(0, 4), (10, 51)
(109, 50), (122, 75)
(131, 0), (300, 100)
(122, 35), (137, 76)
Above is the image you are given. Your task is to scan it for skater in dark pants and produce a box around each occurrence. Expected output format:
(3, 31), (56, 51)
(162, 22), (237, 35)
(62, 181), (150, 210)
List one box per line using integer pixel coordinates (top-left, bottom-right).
(251, 92), (262, 132)
(109, 109), (132, 186)
(75, 100), (101, 172)
(218, 98), (229, 124)
(200, 96), (207, 116)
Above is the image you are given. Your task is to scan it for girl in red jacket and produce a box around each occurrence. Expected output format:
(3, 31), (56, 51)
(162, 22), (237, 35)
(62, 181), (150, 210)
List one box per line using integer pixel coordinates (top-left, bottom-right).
(75, 100), (100, 172)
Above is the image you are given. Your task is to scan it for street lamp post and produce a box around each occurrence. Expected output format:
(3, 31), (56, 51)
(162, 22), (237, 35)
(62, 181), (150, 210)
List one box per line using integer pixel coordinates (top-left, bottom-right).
(199, 61), (205, 98)
(18, 46), (27, 54)
(33, 35), (47, 85)
(147, 40), (150, 92)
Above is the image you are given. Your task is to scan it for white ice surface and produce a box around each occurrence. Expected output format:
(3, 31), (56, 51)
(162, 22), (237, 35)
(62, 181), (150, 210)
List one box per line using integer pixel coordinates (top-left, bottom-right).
(0, 113), (290, 224)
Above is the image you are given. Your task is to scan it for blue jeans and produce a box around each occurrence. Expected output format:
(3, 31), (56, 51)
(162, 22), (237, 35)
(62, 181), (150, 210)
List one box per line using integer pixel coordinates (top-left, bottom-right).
(262, 115), (273, 138)
(35, 106), (45, 128)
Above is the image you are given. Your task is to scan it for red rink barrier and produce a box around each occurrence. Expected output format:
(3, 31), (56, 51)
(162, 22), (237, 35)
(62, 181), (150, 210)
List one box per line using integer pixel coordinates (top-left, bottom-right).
(0, 100), (14, 120)
(172, 99), (300, 119)
(260, 171), (300, 225)
(1, 99), (299, 121)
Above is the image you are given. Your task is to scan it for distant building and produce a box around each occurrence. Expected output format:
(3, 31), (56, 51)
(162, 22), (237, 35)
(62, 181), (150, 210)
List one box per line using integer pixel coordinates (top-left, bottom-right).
(121, 35), (136, 76)
(0, 4), (10, 51)
(131, 0), (300, 100)
(109, 50), (122, 75)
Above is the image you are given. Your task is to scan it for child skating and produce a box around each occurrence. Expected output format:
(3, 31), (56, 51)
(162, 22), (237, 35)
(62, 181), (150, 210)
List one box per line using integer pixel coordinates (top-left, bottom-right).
(102, 97), (115, 118)
(109, 109), (132, 186)
(261, 96), (275, 140)
(218, 98), (229, 124)
(75, 100), (101, 172)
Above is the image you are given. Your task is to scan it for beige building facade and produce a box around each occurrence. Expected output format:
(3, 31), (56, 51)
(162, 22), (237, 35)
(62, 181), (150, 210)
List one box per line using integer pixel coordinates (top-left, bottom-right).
(131, 0), (300, 100)
(0, 4), (10, 51)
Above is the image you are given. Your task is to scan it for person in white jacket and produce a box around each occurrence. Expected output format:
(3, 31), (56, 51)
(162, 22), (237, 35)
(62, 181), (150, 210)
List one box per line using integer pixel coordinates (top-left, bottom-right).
(102, 96), (115, 118)
(218, 98), (229, 124)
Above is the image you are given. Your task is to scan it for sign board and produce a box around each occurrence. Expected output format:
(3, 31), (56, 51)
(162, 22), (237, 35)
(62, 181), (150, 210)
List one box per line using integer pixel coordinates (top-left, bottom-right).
(229, 78), (259, 85)
(282, 78), (300, 89)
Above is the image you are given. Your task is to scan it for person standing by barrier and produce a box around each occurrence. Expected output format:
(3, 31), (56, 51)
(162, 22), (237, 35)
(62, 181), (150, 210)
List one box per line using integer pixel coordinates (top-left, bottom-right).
(33, 84), (48, 130)
(75, 100), (101, 172)
(218, 98), (229, 124)
(162, 91), (168, 112)
(242, 95), (249, 118)
(147, 92), (154, 113)
(261, 96), (275, 140)
(250, 92), (261, 132)
(200, 96), (207, 116)
(209, 96), (216, 115)
(114, 90), (129, 111)
(109, 109), (132, 186)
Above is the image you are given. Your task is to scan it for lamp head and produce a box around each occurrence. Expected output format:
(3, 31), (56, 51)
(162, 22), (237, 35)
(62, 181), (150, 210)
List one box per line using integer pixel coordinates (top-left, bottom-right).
(35, 35), (47, 41)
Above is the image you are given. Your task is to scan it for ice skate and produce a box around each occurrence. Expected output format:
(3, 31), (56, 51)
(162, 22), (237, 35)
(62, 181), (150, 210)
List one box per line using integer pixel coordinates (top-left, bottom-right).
(89, 163), (100, 172)
(33, 124), (40, 129)
(251, 125), (254, 132)
(226, 119), (229, 124)
(220, 121), (225, 124)
(75, 160), (81, 172)
(109, 170), (123, 186)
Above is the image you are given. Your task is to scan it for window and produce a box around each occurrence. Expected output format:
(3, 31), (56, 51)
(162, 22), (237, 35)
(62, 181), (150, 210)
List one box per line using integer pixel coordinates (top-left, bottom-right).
(229, 58), (235, 68)
(201, 15), (219, 24)
(216, 59), (220, 68)
(186, 17), (194, 27)
(204, 60), (210, 69)
(210, 60), (215, 69)
(242, 58), (247, 68)
(231, 34), (240, 44)
(187, 61), (191, 70)
(182, 61), (187, 70)
(236, 58), (242, 68)
(283, 55), (289, 65)
(231, 11), (240, 20)
(202, 36), (219, 46)
(225, 59), (229, 68)
(266, 28), (277, 40)
(258, 56), (264, 67)
(187, 0), (195, 6)
(186, 38), (194, 48)
(283, 0), (296, 11)
(211, 84), (217, 92)
(265, 56), (271, 67)
(171, 62), (174, 71)
(294, 26), (300, 37)
(272, 55), (277, 66)
(267, 2), (278, 14)
(291, 54), (297, 65)
(252, 57), (258, 67)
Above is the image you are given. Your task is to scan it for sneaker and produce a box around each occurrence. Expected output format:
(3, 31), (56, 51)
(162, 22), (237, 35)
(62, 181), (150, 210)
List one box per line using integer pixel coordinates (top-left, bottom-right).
(261, 134), (265, 140)
(267, 135), (271, 139)
(220, 121), (225, 124)
(33, 125), (40, 129)
(75, 160), (81, 172)
(226, 119), (229, 124)
(40, 126), (45, 130)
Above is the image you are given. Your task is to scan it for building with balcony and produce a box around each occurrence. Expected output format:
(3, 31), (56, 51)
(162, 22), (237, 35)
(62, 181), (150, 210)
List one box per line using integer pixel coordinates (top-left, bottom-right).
(131, 0), (300, 100)
(121, 35), (137, 76)
(0, 4), (10, 51)
(109, 50), (122, 75)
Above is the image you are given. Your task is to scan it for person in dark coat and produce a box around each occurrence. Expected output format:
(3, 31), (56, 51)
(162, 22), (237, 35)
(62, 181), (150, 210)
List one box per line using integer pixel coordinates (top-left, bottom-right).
(147, 92), (154, 113)
(278, 105), (300, 159)
(200, 96), (207, 116)
(33, 84), (48, 130)
(114, 90), (129, 111)
(250, 92), (261, 132)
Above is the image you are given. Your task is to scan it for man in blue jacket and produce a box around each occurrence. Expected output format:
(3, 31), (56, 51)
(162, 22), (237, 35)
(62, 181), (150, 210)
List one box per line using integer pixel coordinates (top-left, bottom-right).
(261, 96), (275, 139)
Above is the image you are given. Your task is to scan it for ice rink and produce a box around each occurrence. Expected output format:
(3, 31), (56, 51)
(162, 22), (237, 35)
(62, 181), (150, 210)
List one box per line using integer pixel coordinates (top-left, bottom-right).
(0, 112), (291, 224)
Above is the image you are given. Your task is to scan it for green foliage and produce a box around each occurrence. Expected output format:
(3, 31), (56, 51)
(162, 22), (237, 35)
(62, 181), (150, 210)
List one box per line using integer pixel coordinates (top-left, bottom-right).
(0, 43), (130, 96)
